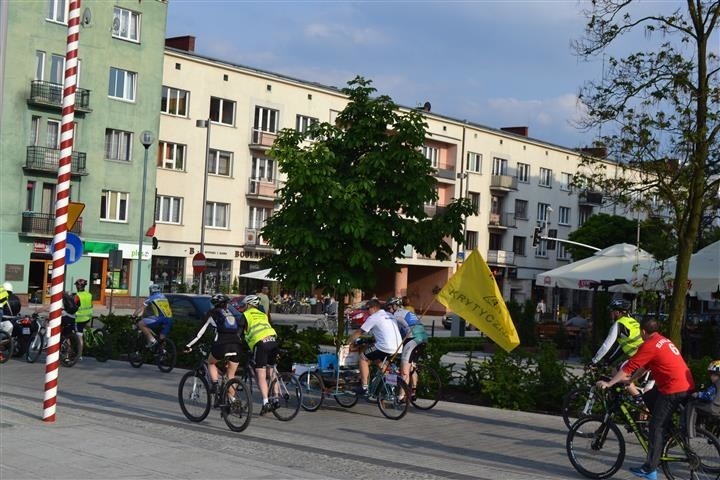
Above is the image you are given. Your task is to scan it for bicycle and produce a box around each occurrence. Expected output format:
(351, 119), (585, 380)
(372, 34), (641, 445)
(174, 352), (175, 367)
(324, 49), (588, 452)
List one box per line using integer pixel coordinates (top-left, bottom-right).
(406, 343), (441, 410)
(566, 384), (720, 479)
(127, 316), (176, 373)
(239, 348), (301, 421)
(59, 316), (81, 367)
(178, 344), (252, 432)
(313, 313), (339, 336)
(79, 317), (113, 362)
(0, 329), (13, 364)
(25, 313), (47, 363)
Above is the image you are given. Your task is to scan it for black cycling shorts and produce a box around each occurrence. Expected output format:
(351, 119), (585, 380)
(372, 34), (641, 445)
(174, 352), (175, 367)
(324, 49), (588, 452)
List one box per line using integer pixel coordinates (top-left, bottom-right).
(361, 344), (391, 362)
(252, 338), (278, 368)
(211, 342), (242, 363)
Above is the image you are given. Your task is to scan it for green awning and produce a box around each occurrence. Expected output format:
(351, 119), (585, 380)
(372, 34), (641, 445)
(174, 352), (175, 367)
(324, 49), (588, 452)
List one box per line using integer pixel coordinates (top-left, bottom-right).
(83, 241), (119, 254)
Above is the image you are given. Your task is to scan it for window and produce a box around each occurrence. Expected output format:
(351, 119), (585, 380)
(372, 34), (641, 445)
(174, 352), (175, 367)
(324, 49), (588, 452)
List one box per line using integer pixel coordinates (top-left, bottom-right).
(155, 195), (182, 224)
(514, 199), (528, 220)
(489, 233), (503, 251)
(465, 231), (478, 250)
(207, 149), (232, 176)
(539, 167), (553, 187)
(422, 145), (439, 168)
(100, 190), (128, 222)
(112, 7), (140, 42)
(513, 236), (526, 256)
(469, 192), (480, 212)
(559, 206), (571, 225)
(208, 97), (235, 125)
(560, 172), (572, 191)
(249, 206), (272, 229)
(537, 202), (551, 223)
(516, 163), (530, 183)
(157, 141), (185, 170)
(46, 120), (60, 148)
(105, 129), (132, 161)
(579, 206), (593, 226)
(47, 0), (67, 23)
(557, 243), (570, 260)
(466, 152), (482, 173)
(251, 157), (275, 181)
(205, 202), (228, 228)
(535, 239), (548, 257)
(161, 86), (188, 116)
(295, 115), (317, 135)
(492, 157), (508, 176)
(253, 106), (278, 133)
(50, 54), (64, 84)
(108, 67), (136, 101)
(35, 51), (45, 80)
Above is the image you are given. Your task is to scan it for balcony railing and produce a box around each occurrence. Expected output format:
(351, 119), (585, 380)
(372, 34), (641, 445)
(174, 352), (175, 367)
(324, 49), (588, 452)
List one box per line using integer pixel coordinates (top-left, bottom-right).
(28, 80), (91, 112)
(578, 190), (603, 206)
(249, 129), (277, 149)
(488, 212), (517, 228)
(247, 178), (277, 198)
(435, 168), (456, 180)
(490, 175), (518, 191)
(487, 249), (515, 265)
(21, 211), (82, 236)
(26, 146), (87, 175)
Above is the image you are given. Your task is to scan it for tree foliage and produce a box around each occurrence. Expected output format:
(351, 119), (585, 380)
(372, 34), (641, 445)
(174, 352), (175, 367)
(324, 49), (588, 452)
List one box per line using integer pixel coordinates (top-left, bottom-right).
(261, 77), (474, 299)
(572, 1), (720, 346)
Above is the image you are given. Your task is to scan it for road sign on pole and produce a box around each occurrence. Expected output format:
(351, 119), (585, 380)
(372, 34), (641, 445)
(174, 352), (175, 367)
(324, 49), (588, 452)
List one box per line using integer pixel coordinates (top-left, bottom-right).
(192, 252), (206, 274)
(67, 202), (85, 231)
(50, 232), (83, 265)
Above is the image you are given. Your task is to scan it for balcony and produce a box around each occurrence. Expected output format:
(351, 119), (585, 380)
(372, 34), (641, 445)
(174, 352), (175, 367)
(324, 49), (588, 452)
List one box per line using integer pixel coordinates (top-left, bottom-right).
(21, 211), (82, 236)
(435, 168), (456, 181)
(27, 80), (92, 113)
(423, 204), (448, 217)
(25, 146), (87, 176)
(487, 249), (515, 265)
(247, 178), (277, 200)
(489, 175), (518, 193)
(578, 190), (603, 206)
(249, 129), (277, 150)
(488, 212), (517, 229)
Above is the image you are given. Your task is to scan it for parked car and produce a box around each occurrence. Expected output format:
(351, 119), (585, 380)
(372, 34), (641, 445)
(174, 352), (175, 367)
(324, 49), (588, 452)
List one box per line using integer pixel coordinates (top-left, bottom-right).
(345, 300), (387, 329)
(442, 312), (477, 331)
(164, 294), (242, 323)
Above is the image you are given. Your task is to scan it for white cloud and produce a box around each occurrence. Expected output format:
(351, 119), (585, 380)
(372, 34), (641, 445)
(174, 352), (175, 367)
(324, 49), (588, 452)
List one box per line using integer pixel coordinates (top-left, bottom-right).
(303, 23), (391, 46)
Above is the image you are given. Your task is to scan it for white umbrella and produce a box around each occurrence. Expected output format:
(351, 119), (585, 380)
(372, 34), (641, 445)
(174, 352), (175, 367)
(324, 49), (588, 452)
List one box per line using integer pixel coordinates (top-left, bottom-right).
(536, 243), (665, 292)
(239, 268), (277, 282)
(660, 240), (720, 299)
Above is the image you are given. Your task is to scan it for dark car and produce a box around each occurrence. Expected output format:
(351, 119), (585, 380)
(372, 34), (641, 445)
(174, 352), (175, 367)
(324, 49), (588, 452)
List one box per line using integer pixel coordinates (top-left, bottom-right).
(164, 294), (242, 323)
(442, 312), (476, 331)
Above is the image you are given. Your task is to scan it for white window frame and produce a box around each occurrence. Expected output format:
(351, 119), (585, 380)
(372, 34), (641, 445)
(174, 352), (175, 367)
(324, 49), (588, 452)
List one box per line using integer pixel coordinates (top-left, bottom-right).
(47, 0), (67, 23)
(492, 157), (508, 176)
(46, 120), (61, 148)
(535, 239), (548, 257)
(35, 51), (45, 80)
(157, 141), (185, 171)
(466, 152), (482, 173)
(249, 206), (272, 229)
(254, 106), (278, 133)
(112, 7), (141, 42)
(537, 202), (551, 223)
(422, 145), (439, 168)
(161, 86), (188, 117)
(469, 192), (480, 212)
(295, 114), (317, 134)
(155, 195), (183, 224)
(559, 206), (571, 225)
(557, 243), (570, 260)
(514, 199), (528, 220)
(539, 167), (553, 187)
(560, 172), (572, 191)
(251, 157), (275, 181)
(210, 97), (236, 125)
(205, 202), (229, 228)
(207, 149), (232, 176)
(516, 163), (530, 183)
(465, 231), (478, 250)
(100, 190), (129, 223)
(108, 67), (136, 101)
(105, 129), (133, 162)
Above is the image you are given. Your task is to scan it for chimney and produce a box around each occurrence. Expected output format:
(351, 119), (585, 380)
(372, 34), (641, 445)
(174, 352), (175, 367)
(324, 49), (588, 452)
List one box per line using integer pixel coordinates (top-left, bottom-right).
(500, 126), (528, 137)
(579, 146), (608, 158)
(165, 35), (196, 52)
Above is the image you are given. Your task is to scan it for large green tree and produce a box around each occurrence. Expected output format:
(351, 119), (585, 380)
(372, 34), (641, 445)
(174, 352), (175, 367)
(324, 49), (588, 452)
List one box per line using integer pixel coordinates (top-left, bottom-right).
(261, 77), (474, 311)
(572, 1), (719, 347)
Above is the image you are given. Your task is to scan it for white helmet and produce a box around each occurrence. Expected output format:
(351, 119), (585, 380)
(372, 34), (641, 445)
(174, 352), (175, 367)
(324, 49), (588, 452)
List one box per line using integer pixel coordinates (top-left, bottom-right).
(243, 295), (261, 307)
(2, 282), (13, 292)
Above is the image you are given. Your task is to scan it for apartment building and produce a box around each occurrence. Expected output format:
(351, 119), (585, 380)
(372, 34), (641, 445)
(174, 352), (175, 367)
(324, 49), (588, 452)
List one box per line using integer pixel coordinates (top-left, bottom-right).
(0, 0), (168, 305)
(155, 38), (624, 312)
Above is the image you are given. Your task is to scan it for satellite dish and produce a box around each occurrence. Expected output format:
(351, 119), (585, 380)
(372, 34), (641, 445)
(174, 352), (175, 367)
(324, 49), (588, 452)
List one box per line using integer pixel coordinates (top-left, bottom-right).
(82, 7), (92, 26)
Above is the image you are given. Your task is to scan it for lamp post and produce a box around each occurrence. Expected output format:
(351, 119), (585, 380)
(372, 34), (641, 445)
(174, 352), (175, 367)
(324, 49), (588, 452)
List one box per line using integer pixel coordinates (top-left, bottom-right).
(135, 130), (154, 309)
(196, 119), (211, 294)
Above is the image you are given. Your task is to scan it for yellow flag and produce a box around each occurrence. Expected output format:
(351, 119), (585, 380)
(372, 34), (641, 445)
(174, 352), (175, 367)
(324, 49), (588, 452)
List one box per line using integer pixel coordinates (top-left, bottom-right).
(436, 250), (520, 352)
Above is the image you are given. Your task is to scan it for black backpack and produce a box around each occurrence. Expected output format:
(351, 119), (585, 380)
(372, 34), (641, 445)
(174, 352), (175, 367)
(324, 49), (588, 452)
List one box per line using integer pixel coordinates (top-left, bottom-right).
(62, 292), (79, 314)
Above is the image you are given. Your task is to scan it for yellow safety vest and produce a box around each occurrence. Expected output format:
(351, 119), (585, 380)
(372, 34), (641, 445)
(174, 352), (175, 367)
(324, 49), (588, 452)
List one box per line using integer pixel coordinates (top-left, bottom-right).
(244, 307), (276, 350)
(75, 291), (93, 323)
(617, 315), (643, 356)
(0, 286), (7, 308)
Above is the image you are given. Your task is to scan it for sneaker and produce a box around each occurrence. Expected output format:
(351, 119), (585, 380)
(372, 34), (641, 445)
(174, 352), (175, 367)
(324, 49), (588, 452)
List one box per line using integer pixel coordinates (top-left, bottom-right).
(629, 466), (657, 479)
(352, 385), (368, 396)
(259, 403), (270, 416)
(271, 399), (280, 411)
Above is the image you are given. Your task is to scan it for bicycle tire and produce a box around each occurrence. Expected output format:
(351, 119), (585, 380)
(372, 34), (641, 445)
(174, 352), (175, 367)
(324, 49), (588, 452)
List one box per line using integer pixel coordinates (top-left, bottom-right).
(334, 389), (359, 408)
(221, 378), (253, 432)
(298, 371), (324, 412)
(240, 367), (255, 395)
(93, 328), (112, 362)
(269, 372), (301, 421)
(60, 333), (79, 367)
(178, 370), (211, 422)
(25, 332), (45, 363)
(156, 338), (176, 373)
(0, 331), (13, 364)
(377, 376), (410, 420)
(562, 385), (599, 430)
(566, 416), (625, 479)
(128, 333), (145, 368)
(410, 363), (441, 410)
(661, 426), (720, 479)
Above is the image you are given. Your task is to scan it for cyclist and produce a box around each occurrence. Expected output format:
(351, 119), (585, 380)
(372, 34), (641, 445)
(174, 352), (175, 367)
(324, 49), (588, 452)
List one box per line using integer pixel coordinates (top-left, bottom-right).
(1, 282), (21, 320)
(385, 297), (428, 393)
(0, 283), (14, 339)
(132, 284), (173, 349)
(347, 298), (403, 397)
(685, 359), (720, 438)
(597, 318), (694, 480)
(73, 279), (93, 360)
(239, 294), (279, 415)
(185, 293), (243, 405)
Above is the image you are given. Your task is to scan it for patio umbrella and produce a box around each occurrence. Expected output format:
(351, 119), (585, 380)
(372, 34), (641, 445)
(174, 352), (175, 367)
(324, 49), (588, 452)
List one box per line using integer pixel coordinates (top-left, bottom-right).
(659, 240), (720, 300)
(239, 268), (277, 282)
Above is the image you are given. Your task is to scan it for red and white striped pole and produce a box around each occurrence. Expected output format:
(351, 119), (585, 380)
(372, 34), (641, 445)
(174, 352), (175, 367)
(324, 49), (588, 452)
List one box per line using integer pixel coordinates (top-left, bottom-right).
(43, 0), (81, 423)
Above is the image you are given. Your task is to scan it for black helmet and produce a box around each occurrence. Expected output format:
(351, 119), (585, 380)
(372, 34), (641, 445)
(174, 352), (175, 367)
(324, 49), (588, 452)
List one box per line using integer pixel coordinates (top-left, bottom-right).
(609, 299), (631, 312)
(210, 293), (230, 307)
(75, 278), (87, 289)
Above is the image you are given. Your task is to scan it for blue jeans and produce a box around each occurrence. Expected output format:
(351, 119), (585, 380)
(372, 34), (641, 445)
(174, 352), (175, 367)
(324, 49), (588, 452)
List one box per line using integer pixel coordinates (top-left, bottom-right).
(644, 390), (689, 470)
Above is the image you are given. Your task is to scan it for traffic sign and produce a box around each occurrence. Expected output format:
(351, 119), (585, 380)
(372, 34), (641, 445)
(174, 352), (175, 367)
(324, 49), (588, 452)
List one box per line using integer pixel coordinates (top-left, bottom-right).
(192, 252), (206, 274)
(68, 202), (85, 231)
(50, 232), (84, 265)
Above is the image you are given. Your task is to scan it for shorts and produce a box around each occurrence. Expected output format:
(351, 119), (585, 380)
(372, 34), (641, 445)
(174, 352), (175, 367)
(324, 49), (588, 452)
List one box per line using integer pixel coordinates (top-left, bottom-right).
(75, 321), (90, 333)
(61, 316), (76, 335)
(211, 342), (242, 363)
(401, 338), (421, 365)
(251, 338), (278, 368)
(361, 344), (391, 363)
(142, 316), (173, 337)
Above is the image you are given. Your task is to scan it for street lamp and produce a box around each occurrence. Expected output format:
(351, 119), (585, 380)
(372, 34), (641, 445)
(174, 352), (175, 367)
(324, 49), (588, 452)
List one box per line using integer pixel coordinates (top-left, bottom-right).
(135, 130), (154, 309)
(196, 119), (211, 294)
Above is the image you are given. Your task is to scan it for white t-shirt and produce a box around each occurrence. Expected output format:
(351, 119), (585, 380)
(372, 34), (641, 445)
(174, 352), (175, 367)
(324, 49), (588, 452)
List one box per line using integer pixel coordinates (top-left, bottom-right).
(361, 309), (402, 354)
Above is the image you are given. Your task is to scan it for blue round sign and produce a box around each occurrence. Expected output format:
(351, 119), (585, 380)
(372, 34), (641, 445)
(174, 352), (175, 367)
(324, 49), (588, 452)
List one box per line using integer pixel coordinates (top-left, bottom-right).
(50, 232), (84, 265)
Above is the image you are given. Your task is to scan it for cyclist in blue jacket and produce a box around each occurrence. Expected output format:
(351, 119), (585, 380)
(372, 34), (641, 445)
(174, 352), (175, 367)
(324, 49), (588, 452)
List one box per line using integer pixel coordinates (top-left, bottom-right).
(386, 297), (428, 391)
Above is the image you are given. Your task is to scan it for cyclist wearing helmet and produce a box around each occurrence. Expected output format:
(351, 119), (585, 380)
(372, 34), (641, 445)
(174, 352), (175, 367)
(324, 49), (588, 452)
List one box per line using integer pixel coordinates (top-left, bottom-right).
(185, 293), (244, 400)
(239, 294), (279, 414)
(385, 297), (428, 389)
(591, 298), (643, 367)
(1, 282), (21, 320)
(0, 282), (15, 338)
(73, 279), (93, 359)
(132, 284), (173, 348)
(685, 359), (720, 438)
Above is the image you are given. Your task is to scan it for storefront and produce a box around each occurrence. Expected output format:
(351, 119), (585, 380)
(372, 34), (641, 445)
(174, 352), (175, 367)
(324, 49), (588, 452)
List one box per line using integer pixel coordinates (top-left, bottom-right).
(151, 256), (185, 293)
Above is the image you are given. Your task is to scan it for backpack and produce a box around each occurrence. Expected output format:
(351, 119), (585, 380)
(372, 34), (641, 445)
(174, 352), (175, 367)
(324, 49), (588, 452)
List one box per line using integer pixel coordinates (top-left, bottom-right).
(62, 292), (79, 314)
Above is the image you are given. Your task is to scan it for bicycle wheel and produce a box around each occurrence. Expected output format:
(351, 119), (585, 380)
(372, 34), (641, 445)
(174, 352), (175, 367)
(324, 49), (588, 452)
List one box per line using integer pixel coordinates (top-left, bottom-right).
(25, 332), (45, 363)
(410, 363), (441, 410)
(562, 385), (601, 430)
(298, 371), (324, 412)
(156, 338), (176, 373)
(60, 334), (79, 367)
(128, 333), (145, 368)
(93, 329), (112, 362)
(178, 371), (211, 422)
(334, 388), (359, 408)
(566, 416), (625, 479)
(221, 378), (253, 432)
(661, 426), (720, 480)
(377, 376), (410, 420)
(269, 372), (301, 421)
(0, 331), (13, 364)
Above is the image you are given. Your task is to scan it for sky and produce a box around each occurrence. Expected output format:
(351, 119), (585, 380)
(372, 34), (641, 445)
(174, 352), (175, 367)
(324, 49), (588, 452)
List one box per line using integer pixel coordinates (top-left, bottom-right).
(164, 1), (671, 149)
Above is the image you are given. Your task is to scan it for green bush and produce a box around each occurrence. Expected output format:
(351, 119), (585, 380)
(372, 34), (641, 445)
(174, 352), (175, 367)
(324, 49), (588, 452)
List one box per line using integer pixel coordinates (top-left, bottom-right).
(474, 349), (537, 410)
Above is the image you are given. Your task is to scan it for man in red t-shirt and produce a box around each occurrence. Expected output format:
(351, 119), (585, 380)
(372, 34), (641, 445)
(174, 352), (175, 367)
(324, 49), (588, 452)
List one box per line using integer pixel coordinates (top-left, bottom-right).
(597, 319), (694, 480)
